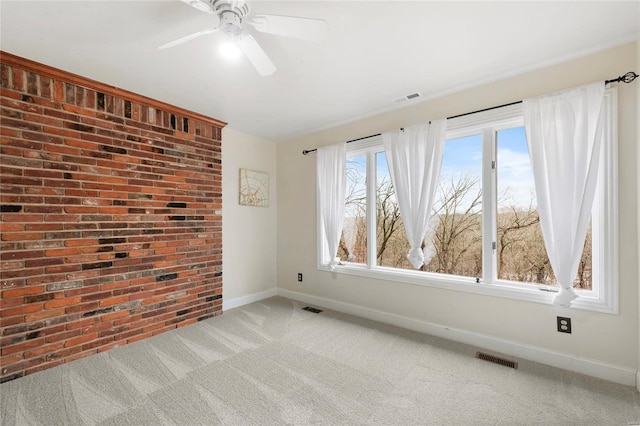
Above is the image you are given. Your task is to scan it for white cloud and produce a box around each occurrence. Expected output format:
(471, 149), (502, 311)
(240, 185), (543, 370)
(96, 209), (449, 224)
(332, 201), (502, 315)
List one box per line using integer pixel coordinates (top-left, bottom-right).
(497, 148), (537, 207)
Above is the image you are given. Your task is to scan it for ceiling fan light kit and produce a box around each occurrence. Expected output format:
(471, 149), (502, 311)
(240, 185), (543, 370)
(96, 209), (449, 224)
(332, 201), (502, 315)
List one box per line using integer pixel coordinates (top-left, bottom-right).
(219, 38), (243, 60)
(161, 0), (328, 76)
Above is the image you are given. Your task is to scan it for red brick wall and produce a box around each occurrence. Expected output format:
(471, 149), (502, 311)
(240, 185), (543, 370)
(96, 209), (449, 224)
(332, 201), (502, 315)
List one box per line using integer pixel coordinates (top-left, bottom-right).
(0, 52), (225, 382)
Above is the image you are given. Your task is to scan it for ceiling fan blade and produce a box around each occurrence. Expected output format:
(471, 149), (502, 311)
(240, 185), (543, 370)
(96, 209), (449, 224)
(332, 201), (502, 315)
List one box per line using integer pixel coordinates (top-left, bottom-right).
(236, 34), (276, 76)
(179, 0), (214, 14)
(158, 27), (219, 49)
(249, 14), (328, 42)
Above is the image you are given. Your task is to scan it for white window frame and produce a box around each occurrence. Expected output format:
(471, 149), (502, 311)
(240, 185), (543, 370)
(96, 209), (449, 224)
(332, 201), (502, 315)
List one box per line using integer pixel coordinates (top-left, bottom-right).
(317, 88), (618, 314)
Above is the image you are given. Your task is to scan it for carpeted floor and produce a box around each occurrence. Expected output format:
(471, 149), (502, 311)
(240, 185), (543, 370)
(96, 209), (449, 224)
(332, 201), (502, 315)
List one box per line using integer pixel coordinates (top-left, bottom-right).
(1, 296), (639, 425)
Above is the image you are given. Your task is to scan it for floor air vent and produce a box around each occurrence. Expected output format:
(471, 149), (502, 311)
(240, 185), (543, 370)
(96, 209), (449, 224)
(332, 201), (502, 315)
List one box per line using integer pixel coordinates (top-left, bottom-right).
(302, 306), (323, 314)
(475, 352), (518, 369)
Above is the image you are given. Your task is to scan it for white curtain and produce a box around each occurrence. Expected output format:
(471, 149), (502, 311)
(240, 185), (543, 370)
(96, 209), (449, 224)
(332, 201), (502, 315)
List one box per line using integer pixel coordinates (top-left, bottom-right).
(382, 120), (447, 269)
(523, 82), (605, 308)
(317, 143), (346, 271)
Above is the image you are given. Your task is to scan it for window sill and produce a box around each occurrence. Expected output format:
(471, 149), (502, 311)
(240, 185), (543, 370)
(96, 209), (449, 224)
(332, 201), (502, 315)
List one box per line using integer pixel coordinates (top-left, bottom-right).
(317, 263), (617, 314)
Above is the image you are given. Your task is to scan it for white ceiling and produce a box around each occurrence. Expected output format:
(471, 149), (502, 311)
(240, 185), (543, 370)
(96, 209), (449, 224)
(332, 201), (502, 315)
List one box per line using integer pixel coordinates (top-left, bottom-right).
(1, 1), (638, 142)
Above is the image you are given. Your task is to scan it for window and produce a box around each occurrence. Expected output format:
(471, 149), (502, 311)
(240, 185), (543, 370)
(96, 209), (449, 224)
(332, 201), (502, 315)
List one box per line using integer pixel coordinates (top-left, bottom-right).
(321, 89), (618, 313)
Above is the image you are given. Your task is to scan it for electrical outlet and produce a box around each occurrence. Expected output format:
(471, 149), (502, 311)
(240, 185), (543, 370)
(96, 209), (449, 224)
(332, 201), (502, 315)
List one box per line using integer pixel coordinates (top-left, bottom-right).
(557, 316), (571, 334)
(297, 273), (303, 282)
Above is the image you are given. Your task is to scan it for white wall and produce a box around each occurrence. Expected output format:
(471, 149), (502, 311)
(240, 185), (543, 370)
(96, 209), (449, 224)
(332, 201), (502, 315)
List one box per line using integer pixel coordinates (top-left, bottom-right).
(277, 43), (638, 383)
(636, 37), (640, 390)
(222, 128), (278, 308)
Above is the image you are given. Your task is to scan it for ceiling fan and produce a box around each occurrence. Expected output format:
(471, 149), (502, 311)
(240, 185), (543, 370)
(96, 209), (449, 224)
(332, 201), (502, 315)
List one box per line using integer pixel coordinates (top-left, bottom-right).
(159, 0), (328, 76)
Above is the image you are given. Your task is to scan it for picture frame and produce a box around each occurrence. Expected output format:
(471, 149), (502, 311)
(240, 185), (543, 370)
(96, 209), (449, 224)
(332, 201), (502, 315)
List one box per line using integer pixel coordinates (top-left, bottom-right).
(239, 168), (269, 207)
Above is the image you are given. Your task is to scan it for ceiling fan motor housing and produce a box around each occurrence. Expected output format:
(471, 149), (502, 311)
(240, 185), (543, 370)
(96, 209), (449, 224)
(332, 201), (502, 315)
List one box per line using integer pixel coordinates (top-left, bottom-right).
(210, 0), (250, 37)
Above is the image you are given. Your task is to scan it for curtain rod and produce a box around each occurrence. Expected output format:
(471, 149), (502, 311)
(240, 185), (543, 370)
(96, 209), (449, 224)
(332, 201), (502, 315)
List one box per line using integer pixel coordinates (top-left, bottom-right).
(302, 71), (638, 155)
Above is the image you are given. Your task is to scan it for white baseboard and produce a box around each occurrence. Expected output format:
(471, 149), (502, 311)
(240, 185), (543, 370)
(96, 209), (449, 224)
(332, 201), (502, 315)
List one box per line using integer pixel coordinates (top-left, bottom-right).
(278, 288), (637, 387)
(223, 288), (278, 311)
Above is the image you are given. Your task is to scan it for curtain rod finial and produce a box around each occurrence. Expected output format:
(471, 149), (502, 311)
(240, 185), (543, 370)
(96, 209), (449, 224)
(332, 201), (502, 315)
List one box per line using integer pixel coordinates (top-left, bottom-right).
(605, 71), (638, 85)
(623, 71), (638, 83)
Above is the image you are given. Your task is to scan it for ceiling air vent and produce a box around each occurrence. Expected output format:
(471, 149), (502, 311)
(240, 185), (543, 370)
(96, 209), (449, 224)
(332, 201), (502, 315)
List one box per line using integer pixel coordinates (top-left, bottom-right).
(392, 91), (424, 104)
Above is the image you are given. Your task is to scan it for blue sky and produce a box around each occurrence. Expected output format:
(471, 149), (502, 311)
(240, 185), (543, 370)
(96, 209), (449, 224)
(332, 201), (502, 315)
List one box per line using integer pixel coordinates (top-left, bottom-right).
(428, 126), (536, 210)
(496, 127), (537, 208)
(345, 125), (537, 215)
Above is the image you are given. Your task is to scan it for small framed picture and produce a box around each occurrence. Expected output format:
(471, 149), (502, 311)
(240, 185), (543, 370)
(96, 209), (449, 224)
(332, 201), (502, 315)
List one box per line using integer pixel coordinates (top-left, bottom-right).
(239, 168), (269, 207)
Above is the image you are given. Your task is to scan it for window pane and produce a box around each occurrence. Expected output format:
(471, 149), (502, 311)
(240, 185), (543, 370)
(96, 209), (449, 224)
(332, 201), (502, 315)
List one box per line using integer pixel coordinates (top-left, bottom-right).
(424, 135), (483, 278)
(496, 127), (592, 290)
(375, 151), (408, 267)
(374, 136), (483, 278)
(340, 155), (367, 264)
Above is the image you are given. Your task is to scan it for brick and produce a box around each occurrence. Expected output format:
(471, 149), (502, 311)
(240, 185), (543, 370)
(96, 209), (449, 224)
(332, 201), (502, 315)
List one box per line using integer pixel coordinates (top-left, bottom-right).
(23, 293), (54, 304)
(44, 247), (82, 257)
(2, 297), (24, 309)
(0, 223), (24, 232)
(26, 273), (66, 286)
(0, 260), (24, 270)
(65, 301), (99, 315)
(2, 267), (44, 280)
(44, 328), (81, 344)
(99, 309), (130, 322)
(1, 285), (46, 299)
(63, 206), (98, 214)
(127, 332), (153, 344)
(23, 341), (65, 359)
(64, 138), (97, 150)
(62, 104), (96, 118)
(24, 308), (66, 322)
(52, 81), (64, 101)
(82, 322), (113, 335)
(0, 352), (26, 370)
(46, 280), (83, 291)
(100, 280), (129, 291)
(25, 223), (60, 231)
(0, 316), (24, 330)
(1, 337), (44, 356)
(44, 296), (81, 309)
(65, 239), (98, 247)
(1, 117), (42, 132)
(61, 348), (95, 364)
(64, 333), (99, 348)
(44, 265), (82, 274)
(1, 232), (44, 241)
(25, 257), (63, 269)
(65, 317), (99, 331)
(44, 143), (80, 156)
(98, 294), (130, 308)
(1, 214), (43, 223)
(1, 250), (44, 261)
(41, 324), (65, 336)
(24, 169), (63, 179)
(82, 336), (114, 351)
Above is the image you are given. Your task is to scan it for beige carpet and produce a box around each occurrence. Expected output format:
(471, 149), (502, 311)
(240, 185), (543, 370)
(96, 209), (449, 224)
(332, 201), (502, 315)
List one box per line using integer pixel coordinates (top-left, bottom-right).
(1, 296), (639, 425)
